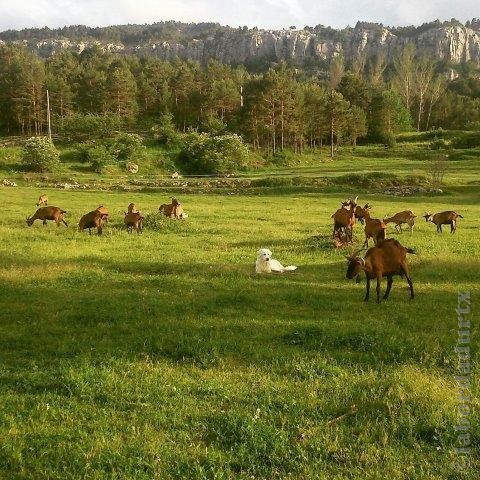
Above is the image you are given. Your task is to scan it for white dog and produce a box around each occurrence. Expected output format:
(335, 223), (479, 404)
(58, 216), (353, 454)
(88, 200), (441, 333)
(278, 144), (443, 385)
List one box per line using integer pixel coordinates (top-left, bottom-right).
(255, 248), (297, 274)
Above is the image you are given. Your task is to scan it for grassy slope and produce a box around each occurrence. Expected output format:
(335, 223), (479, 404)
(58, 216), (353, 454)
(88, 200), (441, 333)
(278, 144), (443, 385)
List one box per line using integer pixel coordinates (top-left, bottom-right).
(1, 141), (480, 185)
(0, 138), (479, 479)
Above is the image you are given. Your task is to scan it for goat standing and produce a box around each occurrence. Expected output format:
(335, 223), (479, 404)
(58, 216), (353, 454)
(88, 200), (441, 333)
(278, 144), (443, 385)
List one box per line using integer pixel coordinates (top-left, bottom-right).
(384, 211), (416, 233)
(36, 194), (48, 206)
(346, 239), (416, 302)
(26, 206), (67, 227)
(79, 210), (108, 235)
(332, 196), (357, 243)
(124, 211), (144, 234)
(424, 211), (463, 233)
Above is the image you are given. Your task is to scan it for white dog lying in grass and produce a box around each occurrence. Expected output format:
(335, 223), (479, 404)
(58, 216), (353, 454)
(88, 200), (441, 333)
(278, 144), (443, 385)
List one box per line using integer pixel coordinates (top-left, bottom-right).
(255, 248), (297, 274)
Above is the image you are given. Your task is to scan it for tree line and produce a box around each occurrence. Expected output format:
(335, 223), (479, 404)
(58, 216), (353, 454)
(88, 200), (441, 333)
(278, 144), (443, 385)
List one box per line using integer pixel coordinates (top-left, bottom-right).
(0, 43), (479, 154)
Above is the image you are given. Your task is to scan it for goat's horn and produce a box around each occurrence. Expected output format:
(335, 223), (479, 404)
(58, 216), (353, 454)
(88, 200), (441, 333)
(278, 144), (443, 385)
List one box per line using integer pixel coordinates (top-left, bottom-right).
(351, 247), (366, 258)
(354, 196), (358, 202)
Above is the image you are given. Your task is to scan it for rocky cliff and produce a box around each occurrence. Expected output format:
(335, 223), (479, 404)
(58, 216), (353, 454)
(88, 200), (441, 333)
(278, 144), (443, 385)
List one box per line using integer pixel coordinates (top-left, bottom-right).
(1, 21), (480, 66)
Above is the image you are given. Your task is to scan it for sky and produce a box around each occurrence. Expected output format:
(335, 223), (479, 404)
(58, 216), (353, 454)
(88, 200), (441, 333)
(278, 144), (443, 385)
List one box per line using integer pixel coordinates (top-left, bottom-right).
(0, 0), (478, 32)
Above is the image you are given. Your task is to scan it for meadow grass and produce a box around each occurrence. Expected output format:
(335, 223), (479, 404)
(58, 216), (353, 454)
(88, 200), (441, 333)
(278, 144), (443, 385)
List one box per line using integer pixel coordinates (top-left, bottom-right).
(0, 179), (478, 479)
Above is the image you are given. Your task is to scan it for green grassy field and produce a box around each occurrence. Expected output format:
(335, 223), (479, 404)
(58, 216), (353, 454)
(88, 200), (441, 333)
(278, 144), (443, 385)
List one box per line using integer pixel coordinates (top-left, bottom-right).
(0, 140), (479, 479)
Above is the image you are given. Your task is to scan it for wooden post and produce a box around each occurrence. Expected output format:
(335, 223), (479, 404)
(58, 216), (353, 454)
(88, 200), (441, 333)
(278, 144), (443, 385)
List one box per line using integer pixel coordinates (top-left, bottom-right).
(46, 89), (52, 141)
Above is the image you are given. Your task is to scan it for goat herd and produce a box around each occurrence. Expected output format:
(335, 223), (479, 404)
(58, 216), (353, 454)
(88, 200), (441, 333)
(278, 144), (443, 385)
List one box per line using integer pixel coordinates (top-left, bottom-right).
(334, 196), (464, 302)
(26, 195), (187, 235)
(25, 193), (463, 303)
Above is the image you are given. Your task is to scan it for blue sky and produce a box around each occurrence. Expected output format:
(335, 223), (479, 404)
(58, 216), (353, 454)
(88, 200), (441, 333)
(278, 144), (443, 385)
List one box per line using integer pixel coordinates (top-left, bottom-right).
(0, 0), (478, 31)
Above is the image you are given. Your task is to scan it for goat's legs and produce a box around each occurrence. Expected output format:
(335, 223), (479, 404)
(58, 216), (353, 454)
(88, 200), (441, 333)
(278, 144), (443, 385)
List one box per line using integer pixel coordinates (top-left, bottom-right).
(384, 276), (393, 299)
(376, 275), (382, 303)
(364, 277), (371, 302)
(402, 265), (414, 299)
(451, 221), (456, 233)
(399, 224), (403, 233)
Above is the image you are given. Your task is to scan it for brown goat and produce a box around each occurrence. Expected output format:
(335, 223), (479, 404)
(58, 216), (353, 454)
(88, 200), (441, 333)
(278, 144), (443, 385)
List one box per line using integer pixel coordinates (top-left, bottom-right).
(332, 197), (357, 242)
(79, 210), (108, 235)
(26, 206), (67, 227)
(346, 239), (416, 302)
(355, 203), (373, 225)
(95, 205), (109, 225)
(159, 198), (184, 218)
(124, 212), (144, 234)
(36, 194), (48, 206)
(424, 211), (463, 233)
(363, 212), (387, 247)
(384, 210), (416, 233)
(127, 203), (138, 214)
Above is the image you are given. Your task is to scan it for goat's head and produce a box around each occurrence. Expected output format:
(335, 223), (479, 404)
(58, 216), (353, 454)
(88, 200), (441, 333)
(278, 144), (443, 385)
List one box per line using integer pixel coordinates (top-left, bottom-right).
(349, 196), (358, 211)
(345, 249), (365, 279)
(423, 212), (433, 222)
(26, 215), (33, 226)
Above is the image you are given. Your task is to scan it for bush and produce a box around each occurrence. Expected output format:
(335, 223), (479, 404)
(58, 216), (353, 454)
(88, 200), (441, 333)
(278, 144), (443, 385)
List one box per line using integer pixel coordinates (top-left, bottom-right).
(21, 137), (60, 172)
(76, 133), (144, 172)
(108, 133), (144, 161)
(59, 113), (123, 142)
(151, 113), (181, 146)
(380, 132), (396, 148)
(177, 132), (250, 175)
(451, 132), (480, 149)
(85, 144), (116, 173)
(465, 121), (480, 131)
(429, 136), (451, 150)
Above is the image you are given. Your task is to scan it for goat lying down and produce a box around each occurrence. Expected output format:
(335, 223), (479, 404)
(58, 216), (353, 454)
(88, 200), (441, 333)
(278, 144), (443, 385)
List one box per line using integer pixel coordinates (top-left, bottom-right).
(255, 248), (297, 274)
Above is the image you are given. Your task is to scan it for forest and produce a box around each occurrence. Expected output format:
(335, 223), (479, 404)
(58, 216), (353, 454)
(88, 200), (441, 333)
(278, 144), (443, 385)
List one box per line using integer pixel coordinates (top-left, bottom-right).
(0, 42), (480, 157)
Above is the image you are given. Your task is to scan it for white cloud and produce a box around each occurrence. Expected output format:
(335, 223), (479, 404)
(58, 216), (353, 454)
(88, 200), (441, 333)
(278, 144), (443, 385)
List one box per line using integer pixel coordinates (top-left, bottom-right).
(0, 0), (478, 31)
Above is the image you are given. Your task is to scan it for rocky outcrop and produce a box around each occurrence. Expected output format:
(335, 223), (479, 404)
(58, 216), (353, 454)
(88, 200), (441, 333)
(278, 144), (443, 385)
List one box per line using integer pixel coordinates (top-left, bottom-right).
(3, 22), (480, 66)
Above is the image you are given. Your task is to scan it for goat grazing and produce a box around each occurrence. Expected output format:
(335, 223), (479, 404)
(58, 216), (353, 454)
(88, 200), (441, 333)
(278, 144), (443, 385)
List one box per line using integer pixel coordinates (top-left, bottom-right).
(36, 194), (48, 206)
(424, 211), (463, 233)
(159, 197), (184, 218)
(332, 196), (357, 243)
(346, 239), (416, 302)
(363, 213), (387, 247)
(384, 210), (416, 233)
(96, 205), (109, 224)
(26, 206), (67, 227)
(79, 210), (108, 235)
(124, 212), (144, 234)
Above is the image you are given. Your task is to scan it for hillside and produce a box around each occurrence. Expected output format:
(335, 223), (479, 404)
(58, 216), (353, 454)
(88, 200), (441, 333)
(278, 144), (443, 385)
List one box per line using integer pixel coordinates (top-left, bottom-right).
(1, 19), (480, 67)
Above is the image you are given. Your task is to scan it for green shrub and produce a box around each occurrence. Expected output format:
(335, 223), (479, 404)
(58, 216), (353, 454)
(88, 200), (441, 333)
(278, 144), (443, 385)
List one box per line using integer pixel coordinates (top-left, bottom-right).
(465, 121), (480, 131)
(76, 133), (144, 172)
(381, 132), (396, 148)
(451, 132), (480, 149)
(177, 132), (250, 175)
(108, 133), (144, 161)
(86, 144), (116, 173)
(21, 136), (60, 172)
(429, 136), (451, 150)
(59, 113), (123, 142)
(151, 113), (181, 146)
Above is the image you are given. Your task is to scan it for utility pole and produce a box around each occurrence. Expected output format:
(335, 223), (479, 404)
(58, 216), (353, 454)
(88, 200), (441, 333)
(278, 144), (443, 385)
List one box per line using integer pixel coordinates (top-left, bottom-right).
(46, 90), (52, 141)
